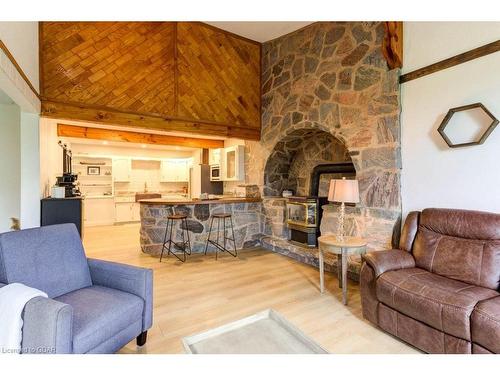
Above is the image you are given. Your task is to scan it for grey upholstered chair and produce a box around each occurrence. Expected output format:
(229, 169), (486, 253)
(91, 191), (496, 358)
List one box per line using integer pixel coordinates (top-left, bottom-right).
(0, 223), (153, 354)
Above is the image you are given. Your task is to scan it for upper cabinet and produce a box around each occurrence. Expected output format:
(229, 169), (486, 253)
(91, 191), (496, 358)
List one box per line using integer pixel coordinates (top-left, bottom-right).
(221, 145), (245, 181)
(160, 159), (189, 182)
(39, 22), (261, 140)
(209, 148), (221, 166)
(112, 158), (131, 182)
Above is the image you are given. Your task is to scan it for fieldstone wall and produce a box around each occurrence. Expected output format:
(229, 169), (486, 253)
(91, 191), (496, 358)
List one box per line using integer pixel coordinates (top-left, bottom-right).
(140, 202), (265, 256)
(245, 22), (401, 258)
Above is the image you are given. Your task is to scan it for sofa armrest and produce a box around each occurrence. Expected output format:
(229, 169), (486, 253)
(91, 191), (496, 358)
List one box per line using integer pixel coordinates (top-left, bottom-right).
(362, 249), (416, 278)
(87, 258), (153, 331)
(21, 296), (73, 354)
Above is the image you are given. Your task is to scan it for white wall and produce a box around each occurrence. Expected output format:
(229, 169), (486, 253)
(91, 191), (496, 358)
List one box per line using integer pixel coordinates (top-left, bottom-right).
(20, 112), (41, 228)
(39, 118), (63, 197)
(401, 22), (500, 216)
(70, 143), (194, 159)
(0, 22), (39, 91)
(0, 22), (41, 231)
(0, 102), (21, 232)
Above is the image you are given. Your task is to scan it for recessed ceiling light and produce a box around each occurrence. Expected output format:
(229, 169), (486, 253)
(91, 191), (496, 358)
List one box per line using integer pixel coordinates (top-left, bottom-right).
(102, 141), (108, 145)
(141, 144), (147, 148)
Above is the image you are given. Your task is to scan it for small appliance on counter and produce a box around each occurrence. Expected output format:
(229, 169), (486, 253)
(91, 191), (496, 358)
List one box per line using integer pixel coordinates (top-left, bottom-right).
(54, 141), (81, 198)
(51, 186), (66, 199)
(55, 173), (81, 198)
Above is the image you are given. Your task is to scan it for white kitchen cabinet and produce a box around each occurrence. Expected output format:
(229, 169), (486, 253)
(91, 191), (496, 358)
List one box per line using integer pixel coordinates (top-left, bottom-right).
(176, 161), (189, 181)
(84, 197), (115, 226)
(160, 159), (189, 182)
(113, 158), (131, 182)
(209, 148), (222, 165)
(115, 202), (141, 223)
(131, 203), (140, 221)
(115, 202), (132, 223)
(221, 145), (245, 181)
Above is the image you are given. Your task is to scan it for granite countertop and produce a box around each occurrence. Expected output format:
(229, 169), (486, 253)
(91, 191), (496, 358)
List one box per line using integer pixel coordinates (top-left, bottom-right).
(139, 197), (262, 205)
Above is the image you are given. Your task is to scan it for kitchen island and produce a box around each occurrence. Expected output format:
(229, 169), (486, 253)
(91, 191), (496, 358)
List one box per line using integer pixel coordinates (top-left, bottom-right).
(139, 197), (264, 256)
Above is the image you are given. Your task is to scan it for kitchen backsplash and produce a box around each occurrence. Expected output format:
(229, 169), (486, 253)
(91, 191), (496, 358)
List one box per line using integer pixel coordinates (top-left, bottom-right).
(115, 160), (187, 196)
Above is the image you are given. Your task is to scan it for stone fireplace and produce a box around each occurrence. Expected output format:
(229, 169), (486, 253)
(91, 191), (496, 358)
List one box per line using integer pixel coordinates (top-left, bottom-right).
(244, 22), (402, 278)
(263, 128), (352, 197)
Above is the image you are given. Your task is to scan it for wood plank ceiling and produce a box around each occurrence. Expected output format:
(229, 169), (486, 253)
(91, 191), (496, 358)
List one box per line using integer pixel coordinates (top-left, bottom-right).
(40, 22), (261, 140)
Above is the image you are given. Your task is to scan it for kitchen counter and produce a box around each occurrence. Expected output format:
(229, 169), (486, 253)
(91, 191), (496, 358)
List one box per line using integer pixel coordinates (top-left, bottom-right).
(140, 197), (264, 256)
(138, 197), (262, 205)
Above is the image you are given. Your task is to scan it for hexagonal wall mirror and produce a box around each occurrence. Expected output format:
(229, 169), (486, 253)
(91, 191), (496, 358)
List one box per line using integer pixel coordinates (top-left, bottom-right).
(437, 103), (498, 148)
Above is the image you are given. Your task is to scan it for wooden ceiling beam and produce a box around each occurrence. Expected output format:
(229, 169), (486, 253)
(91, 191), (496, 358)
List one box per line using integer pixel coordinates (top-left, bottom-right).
(400, 39), (500, 83)
(43, 100), (261, 140)
(57, 124), (225, 149)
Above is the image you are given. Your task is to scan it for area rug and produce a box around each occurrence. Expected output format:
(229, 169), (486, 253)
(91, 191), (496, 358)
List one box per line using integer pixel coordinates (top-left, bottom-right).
(182, 309), (328, 354)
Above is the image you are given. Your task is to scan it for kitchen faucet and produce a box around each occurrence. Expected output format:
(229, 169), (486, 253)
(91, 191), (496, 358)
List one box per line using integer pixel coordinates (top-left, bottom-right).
(144, 182), (148, 193)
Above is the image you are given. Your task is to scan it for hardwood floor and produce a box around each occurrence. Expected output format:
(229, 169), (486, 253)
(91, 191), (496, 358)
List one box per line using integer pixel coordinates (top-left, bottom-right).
(83, 223), (419, 354)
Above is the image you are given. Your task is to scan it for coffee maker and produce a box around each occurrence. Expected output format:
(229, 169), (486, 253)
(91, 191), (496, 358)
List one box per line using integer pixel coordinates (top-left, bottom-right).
(55, 141), (81, 198)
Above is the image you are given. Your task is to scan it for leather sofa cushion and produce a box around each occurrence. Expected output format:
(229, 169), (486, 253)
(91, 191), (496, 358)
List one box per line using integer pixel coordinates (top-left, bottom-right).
(472, 344), (494, 354)
(55, 285), (143, 353)
(378, 303), (471, 354)
(376, 268), (498, 341)
(418, 208), (500, 240)
(471, 296), (500, 354)
(399, 211), (419, 252)
(413, 209), (500, 290)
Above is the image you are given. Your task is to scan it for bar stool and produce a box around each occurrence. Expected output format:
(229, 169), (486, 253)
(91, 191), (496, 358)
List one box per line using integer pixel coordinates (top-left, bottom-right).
(160, 214), (192, 263)
(204, 213), (237, 260)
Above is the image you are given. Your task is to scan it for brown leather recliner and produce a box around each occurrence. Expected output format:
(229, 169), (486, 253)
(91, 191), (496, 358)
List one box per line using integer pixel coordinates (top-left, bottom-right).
(360, 208), (500, 354)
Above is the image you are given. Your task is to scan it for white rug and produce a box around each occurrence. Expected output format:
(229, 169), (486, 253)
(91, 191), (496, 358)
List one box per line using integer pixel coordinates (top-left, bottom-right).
(182, 309), (328, 354)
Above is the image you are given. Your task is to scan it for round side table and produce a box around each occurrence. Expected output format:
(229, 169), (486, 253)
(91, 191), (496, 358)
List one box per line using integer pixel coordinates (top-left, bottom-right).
(318, 235), (367, 305)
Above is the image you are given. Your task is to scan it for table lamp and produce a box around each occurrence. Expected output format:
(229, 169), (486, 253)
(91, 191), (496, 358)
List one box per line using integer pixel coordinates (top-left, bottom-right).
(328, 177), (359, 240)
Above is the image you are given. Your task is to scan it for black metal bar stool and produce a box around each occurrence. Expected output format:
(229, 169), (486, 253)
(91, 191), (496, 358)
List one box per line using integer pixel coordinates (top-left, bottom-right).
(204, 213), (237, 260)
(160, 214), (191, 263)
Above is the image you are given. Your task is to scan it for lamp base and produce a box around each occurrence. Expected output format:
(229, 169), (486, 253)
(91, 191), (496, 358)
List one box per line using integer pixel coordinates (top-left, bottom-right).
(337, 202), (346, 241)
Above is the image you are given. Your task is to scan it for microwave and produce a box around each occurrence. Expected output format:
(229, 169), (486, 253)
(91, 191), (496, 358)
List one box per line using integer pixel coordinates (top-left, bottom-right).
(210, 165), (221, 181)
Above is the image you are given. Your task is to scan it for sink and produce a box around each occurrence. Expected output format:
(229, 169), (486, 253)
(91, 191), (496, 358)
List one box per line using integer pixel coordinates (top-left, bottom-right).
(135, 193), (162, 202)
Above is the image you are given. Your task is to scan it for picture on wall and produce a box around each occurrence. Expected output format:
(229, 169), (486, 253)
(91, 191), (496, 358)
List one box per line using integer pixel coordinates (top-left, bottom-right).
(87, 166), (101, 175)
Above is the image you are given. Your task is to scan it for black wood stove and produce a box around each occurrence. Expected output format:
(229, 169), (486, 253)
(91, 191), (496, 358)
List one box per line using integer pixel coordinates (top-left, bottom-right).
(286, 163), (355, 247)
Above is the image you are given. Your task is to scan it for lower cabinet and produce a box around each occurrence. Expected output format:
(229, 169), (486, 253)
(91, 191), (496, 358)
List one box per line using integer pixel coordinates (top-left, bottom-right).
(115, 201), (140, 223)
(84, 197), (115, 227)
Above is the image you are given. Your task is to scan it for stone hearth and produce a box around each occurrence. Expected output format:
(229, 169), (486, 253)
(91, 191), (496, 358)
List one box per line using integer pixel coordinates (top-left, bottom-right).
(261, 236), (361, 281)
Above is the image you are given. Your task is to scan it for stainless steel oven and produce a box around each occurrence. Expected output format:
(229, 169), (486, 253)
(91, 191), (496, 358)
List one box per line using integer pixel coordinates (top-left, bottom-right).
(210, 165), (221, 181)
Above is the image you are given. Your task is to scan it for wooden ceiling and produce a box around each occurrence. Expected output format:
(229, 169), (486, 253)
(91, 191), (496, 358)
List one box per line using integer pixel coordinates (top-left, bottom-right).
(40, 22), (261, 140)
(38, 21), (406, 141)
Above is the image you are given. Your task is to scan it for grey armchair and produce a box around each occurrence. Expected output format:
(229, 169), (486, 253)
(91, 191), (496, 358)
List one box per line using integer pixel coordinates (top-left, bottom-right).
(0, 223), (153, 354)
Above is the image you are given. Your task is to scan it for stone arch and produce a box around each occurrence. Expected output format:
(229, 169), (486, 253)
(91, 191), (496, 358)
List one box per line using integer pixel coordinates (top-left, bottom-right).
(263, 126), (353, 197)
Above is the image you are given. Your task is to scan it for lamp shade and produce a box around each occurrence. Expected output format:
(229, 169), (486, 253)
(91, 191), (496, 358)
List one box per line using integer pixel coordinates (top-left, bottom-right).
(328, 178), (360, 203)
